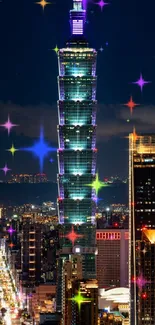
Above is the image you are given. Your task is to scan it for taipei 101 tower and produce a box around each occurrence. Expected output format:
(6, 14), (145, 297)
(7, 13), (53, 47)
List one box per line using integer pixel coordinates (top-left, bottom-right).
(57, 0), (98, 311)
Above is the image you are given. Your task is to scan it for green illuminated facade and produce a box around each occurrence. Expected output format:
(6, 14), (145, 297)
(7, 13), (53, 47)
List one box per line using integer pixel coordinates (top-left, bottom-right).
(57, 1), (97, 297)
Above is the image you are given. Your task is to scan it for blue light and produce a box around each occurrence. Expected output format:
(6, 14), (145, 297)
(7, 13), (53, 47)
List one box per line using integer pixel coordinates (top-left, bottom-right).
(22, 127), (56, 172)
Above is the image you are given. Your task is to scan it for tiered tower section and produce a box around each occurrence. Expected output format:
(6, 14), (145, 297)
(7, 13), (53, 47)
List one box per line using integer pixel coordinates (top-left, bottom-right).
(57, 0), (97, 226)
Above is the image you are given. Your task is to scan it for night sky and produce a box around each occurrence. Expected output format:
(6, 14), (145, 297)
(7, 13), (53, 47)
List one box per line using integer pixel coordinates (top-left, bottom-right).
(0, 0), (155, 181)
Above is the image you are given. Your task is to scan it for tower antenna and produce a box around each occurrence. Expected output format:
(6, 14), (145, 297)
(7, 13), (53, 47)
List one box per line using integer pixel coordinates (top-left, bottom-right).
(70, 0), (86, 35)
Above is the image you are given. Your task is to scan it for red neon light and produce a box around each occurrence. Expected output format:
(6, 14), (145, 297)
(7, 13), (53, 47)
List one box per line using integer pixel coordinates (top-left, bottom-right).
(96, 232), (121, 240)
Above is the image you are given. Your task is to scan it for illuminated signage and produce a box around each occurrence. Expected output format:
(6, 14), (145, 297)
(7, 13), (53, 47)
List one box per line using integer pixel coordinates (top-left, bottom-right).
(96, 232), (121, 240)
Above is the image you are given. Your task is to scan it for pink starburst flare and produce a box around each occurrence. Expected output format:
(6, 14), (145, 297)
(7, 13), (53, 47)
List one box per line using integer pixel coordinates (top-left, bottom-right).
(97, 0), (109, 11)
(132, 73), (151, 92)
(132, 273), (151, 290)
(0, 115), (18, 135)
(0, 164), (11, 176)
(8, 227), (15, 235)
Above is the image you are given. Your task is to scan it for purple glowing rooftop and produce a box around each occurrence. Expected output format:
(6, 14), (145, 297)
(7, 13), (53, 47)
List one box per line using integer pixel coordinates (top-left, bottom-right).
(70, 0), (86, 35)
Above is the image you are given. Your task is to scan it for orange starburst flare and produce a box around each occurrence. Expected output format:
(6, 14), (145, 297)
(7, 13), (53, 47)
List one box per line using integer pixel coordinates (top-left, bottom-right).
(132, 127), (138, 142)
(124, 96), (139, 115)
(9, 243), (14, 248)
(36, 0), (51, 10)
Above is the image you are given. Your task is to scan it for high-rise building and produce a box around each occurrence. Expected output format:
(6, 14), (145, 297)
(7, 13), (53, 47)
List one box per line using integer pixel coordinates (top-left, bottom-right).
(21, 213), (59, 286)
(57, 0), (97, 304)
(129, 133), (155, 324)
(65, 278), (98, 325)
(96, 229), (129, 289)
(21, 213), (43, 285)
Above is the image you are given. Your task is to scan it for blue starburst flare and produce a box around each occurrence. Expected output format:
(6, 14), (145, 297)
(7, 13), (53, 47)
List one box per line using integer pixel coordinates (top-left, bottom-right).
(21, 127), (56, 172)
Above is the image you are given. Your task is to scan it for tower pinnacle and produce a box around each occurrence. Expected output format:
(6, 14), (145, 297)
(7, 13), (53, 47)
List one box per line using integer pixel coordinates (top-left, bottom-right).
(70, 0), (86, 35)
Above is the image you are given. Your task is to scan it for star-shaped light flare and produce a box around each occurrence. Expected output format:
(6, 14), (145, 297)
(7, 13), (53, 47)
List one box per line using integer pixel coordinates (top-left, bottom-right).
(0, 164), (11, 176)
(124, 96), (139, 115)
(132, 73), (151, 92)
(9, 243), (14, 249)
(99, 46), (104, 52)
(36, 0), (51, 10)
(7, 144), (18, 157)
(132, 274), (151, 290)
(87, 173), (108, 196)
(97, 0), (109, 11)
(8, 227), (15, 235)
(53, 45), (59, 54)
(131, 127), (139, 142)
(0, 115), (18, 135)
(63, 226), (84, 246)
(21, 127), (56, 172)
(69, 290), (92, 311)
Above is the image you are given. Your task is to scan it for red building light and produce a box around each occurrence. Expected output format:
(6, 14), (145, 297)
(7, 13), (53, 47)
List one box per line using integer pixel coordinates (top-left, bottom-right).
(141, 293), (147, 299)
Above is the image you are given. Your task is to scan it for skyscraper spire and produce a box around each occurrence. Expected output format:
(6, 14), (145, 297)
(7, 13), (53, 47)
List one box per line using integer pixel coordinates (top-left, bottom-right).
(70, 0), (86, 35)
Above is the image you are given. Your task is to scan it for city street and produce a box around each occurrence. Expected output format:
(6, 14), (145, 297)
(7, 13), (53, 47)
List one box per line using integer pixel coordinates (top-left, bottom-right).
(0, 250), (20, 325)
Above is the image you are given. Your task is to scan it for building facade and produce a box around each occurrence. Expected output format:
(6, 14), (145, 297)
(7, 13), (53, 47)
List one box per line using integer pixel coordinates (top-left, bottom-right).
(96, 229), (129, 289)
(56, 1), (98, 319)
(21, 213), (43, 285)
(57, 0), (97, 291)
(66, 278), (98, 325)
(129, 133), (155, 324)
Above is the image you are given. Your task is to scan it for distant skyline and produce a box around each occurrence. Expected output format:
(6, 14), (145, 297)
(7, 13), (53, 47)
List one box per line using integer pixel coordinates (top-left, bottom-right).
(0, 0), (155, 180)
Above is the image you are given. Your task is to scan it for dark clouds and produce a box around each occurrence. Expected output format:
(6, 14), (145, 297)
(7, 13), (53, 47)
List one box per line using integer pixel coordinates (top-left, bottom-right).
(1, 102), (155, 142)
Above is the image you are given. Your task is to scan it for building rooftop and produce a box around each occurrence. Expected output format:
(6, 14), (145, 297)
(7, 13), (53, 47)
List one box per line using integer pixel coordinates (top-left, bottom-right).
(99, 287), (129, 304)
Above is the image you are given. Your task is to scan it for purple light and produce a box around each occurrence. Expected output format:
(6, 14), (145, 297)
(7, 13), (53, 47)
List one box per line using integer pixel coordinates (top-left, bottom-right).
(73, 19), (83, 35)
(0, 164), (11, 176)
(97, 0), (109, 11)
(0, 115), (18, 136)
(132, 273), (151, 290)
(132, 73), (151, 92)
(8, 227), (15, 235)
(83, 0), (87, 9)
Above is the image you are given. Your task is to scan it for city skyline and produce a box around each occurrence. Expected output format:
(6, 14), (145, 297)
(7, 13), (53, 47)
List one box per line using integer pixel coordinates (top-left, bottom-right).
(0, 0), (155, 180)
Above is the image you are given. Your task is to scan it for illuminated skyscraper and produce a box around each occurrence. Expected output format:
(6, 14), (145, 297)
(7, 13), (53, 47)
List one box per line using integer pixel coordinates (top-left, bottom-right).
(129, 133), (155, 325)
(57, 0), (97, 313)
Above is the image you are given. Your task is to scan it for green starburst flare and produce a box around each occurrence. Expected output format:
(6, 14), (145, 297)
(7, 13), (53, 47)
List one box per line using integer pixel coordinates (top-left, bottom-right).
(53, 45), (59, 54)
(69, 290), (92, 311)
(7, 143), (18, 157)
(87, 173), (108, 196)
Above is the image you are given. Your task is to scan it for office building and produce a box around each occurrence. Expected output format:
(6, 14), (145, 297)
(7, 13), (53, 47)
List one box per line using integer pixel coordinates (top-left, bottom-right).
(21, 213), (59, 286)
(129, 133), (155, 324)
(56, 0), (98, 314)
(96, 229), (129, 289)
(21, 213), (43, 285)
(65, 278), (98, 325)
